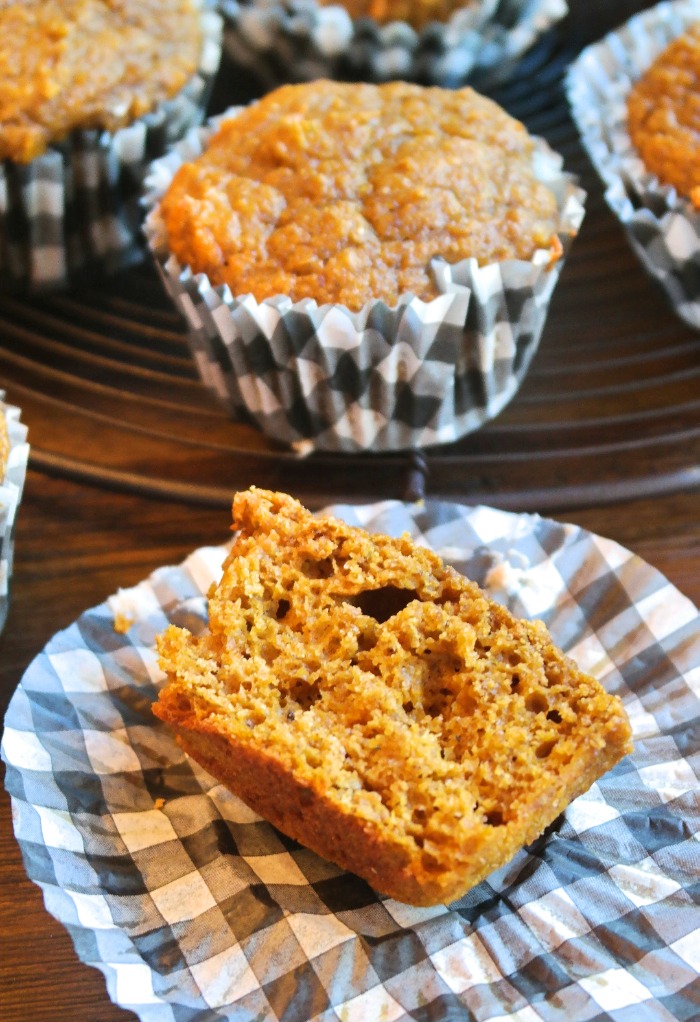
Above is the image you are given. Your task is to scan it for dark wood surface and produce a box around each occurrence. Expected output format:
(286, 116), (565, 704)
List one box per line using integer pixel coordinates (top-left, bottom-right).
(1, 1), (699, 1019)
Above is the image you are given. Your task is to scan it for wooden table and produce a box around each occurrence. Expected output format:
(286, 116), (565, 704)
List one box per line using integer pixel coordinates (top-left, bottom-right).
(1, 1), (699, 1018)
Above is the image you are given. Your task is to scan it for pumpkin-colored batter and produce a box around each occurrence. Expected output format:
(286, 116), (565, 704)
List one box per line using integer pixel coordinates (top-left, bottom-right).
(627, 23), (700, 209)
(0, 0), (203, 163)
(160, 80), (561, 312)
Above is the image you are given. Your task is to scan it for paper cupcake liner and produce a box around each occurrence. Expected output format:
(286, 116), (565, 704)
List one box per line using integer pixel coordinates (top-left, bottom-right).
(143, 112), (585, 454)
(0, 2), (223, 292)
(3, 500), (699, 1021)
(220, 0), (568, 88)
(566, 0), (700, 330)
(0, 393), (29, 634)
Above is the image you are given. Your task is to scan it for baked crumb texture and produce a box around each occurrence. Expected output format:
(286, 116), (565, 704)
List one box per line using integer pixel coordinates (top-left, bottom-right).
(154, 489), (633, 906)
(0, 0), (203, 163)
(159, 80), (561, 312)
(627, 22), (700, 209)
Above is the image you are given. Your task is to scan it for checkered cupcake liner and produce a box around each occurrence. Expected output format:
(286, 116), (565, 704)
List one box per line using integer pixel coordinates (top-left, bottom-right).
(0, 1), (223, 292)
(0, 392), (29, 634)
(220, 0), (568, 89)
(3, 499), (699, 1021)
(566, 0), (700, 330)
(143, 114), (585, 454)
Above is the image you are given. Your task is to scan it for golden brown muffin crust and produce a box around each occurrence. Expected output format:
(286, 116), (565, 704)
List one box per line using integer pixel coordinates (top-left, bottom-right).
(154, 488), (633, 906)
(159, 81), (561, 312)
(627, 23), (700, 208)
(0, 0), (203, 163)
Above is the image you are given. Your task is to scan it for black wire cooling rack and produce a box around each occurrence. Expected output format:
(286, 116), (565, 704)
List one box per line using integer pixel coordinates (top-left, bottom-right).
(1, 2), (698, 512)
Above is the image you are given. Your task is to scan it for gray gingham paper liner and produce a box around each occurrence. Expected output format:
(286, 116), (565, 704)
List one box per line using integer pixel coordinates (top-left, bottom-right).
(0, 2), (222, 292)
(220, 0), (568, 89)
(3, 500), (699, 1021)
(566, 0), (700, 330)
(144, 121), (585, 454)
(0, 393), (29, 634)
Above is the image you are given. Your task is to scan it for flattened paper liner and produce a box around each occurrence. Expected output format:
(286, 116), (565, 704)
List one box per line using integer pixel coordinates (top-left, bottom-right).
(566, 0), (700, 329)
(0, 392), (29, 634)
(3, 499), (700, 1022)
(221, 0), (568, 89)
(143, 114), (585, 453)
(0, 2), (223, 292)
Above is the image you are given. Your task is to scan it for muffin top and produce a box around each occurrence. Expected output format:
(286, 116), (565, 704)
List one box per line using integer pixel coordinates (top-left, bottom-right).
(160, 80), (561, 312)
(0, 0), (203, 163)
(317, 0), (480, 31)
(627, 22), (700, 208)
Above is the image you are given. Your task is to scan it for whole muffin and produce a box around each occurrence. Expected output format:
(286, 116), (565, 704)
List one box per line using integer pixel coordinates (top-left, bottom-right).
(145, 79), (584, 452)
(0, 0), (222, 289)
(626, 22), (700, 209)
(159, 80), (562, 313)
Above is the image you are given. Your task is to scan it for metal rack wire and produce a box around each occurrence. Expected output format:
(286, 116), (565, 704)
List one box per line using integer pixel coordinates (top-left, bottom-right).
(1, 14), (698, 511)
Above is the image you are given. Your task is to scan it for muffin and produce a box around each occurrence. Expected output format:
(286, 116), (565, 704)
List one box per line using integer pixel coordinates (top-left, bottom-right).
(154, 488), (633, 906)
(0, 393), (29, 634)
(626, 22), (700, 210)
(221, 0), (568, 90)
(159, 81), (563, 311)
(0, 0), (223, 290)
(145, 79), (584, 452)
(566, 1), (700, 329)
